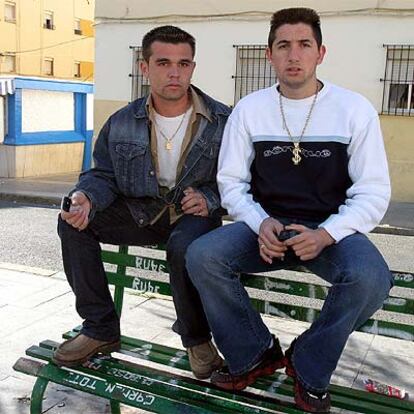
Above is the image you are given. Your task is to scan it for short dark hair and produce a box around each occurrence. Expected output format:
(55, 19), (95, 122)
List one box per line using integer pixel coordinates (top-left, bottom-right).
(268, 8), (322, 49)
(142, 25), (196, 62)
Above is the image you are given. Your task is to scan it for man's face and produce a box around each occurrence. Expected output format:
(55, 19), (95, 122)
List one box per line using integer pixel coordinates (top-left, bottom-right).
(266, 23), (326, 92)
(140, 41), (195, 102)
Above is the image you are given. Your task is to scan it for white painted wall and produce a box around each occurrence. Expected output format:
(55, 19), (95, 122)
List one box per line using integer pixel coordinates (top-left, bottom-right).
(95, 14), (413, 109)
(0, 96), (4, 143)
(87, 93), (94, 130)
(21, 89), (74, 133)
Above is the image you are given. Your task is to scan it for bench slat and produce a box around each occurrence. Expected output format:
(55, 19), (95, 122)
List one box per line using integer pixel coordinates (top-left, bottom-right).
(60, 330), (414, 414)
(102, 250), (414, 290)
(105, 271), (414, 341)
(27, 344), (302, 414)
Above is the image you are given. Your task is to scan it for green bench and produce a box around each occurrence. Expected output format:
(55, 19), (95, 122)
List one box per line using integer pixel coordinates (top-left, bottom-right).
(14, 232), (414, 413)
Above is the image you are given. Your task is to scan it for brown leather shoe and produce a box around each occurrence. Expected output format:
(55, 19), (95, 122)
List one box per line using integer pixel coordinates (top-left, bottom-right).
(52, 334), (121, 367)
(187, 340), (223, 379)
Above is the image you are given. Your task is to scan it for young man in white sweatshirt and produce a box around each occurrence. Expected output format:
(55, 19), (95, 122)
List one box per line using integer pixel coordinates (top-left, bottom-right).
(185, 8), (393, 413)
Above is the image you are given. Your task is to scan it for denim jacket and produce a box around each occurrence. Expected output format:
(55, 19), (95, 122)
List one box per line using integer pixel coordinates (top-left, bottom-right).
(75, 86), (231, 226)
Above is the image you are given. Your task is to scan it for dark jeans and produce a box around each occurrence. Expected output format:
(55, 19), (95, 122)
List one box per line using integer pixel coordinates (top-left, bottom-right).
(186, 221), (393, 392)
(58, 197), (221, 348)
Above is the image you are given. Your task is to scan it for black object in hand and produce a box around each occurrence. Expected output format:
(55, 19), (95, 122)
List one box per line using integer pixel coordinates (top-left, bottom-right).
(278, 229), (300, 242)
(61, 196), (72, 212)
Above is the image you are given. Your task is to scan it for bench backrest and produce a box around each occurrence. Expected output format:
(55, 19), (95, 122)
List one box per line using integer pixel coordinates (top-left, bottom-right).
(102, 244), (414, 342)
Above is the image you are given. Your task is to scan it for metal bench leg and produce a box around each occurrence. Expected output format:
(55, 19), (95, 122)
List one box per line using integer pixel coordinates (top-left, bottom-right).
(30, 377), (49, 414)
(110, 400), (121, 414)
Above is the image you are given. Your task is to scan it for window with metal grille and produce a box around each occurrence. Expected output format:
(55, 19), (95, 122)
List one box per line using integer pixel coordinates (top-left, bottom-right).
(5, 1), (16, 23)
(130, 46), (150, 101)
(381, 45), (414, 116)
(74, 61), (81, 78)
(233, 45), (276, 105)
(43, 10), (55, 30)
(43, 58), (54, 76)
(74, 19), (82, 35)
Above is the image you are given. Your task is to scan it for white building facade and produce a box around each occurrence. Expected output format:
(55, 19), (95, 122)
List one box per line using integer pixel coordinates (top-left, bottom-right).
(94, 0), (414, 201)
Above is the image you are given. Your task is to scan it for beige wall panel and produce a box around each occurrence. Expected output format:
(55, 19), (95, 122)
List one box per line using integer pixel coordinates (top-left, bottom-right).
(96, 0), (414, 20)
(13, 146), (25, 177)
(0, 143), (84, 177)
(0, 144), (11, 176)
(94, 99), (128, 135)
(381, 116), (414, 202)
(0, 22), (17, 51)
(75, 0), (95, 20)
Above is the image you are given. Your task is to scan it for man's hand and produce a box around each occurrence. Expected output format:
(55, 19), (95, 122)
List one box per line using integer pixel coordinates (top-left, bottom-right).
(60, 191), (91, 231)
(258, 217), (287, 264)
(284, 224), (335, 261)
(181, 187), (209, 217)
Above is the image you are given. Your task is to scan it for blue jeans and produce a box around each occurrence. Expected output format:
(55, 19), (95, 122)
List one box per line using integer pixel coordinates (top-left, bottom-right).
(58, 197), (221, 348)
(186, 221), (393, 392)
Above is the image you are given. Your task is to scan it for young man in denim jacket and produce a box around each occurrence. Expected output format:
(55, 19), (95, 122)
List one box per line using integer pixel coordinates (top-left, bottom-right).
(53, 25), (230, 380)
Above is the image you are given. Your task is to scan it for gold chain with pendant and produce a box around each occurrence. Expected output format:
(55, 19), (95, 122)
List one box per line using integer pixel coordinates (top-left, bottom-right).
(278, 83), (319, 165)
(154, 112), (186, 151)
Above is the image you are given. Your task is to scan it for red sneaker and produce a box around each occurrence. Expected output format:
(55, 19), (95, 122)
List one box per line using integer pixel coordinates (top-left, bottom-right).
(210, 336), (285, 391)
(294, 380), (331, 413)
(285, 339), (331, 413)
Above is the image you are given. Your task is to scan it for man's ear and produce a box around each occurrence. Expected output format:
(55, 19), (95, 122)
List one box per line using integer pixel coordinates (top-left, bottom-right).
(140, 60), (149, 79)
(265, 47), (272, 63)
(317, 45), (326, 65)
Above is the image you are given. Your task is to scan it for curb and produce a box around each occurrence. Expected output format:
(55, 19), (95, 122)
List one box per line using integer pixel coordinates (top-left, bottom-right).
(0, 192), (61, 207)
(0, 262), (59, 276)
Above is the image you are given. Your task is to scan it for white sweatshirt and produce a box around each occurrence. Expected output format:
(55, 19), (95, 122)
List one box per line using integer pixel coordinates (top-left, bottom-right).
(217, 81), (391, 242)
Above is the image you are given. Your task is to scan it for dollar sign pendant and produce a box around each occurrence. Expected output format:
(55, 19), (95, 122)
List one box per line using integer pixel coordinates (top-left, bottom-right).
(292, 142), (302, 165)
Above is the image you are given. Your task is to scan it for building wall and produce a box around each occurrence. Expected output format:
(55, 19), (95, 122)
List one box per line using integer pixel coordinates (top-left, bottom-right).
(381, 116), (414, 202)
(94, 13), (414, 201)
(94, 16), (412, 108)
(0, 142), (84, 177)
(0, 0), (94, 81)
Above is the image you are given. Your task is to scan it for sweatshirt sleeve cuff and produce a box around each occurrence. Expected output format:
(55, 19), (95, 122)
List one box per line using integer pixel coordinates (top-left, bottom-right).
(318, 222), (355, 244)
(240, 208), (270, 235)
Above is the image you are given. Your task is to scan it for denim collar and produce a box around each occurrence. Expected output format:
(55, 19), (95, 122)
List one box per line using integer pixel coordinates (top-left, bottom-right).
(132, 84), (230, 120)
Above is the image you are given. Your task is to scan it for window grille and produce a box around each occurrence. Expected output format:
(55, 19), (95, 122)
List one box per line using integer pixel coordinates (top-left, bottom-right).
(74, 19), (82, 35)
(233, 45), (276, 105)
(130, 46), (150, 101)
(44, 58), (54, 76)
(381, 45), (414, 116)
(74, 61), (81, 78)
(5, 2), (16, 23)
(43, 11), (55, 30)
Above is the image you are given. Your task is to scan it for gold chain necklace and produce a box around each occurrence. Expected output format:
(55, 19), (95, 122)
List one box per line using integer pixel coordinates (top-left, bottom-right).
(154, 112), (187, 151)
(278, 84), (319, 165)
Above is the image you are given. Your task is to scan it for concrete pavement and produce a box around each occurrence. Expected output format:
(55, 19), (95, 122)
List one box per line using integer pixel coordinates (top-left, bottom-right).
(1, 263), (414, 413)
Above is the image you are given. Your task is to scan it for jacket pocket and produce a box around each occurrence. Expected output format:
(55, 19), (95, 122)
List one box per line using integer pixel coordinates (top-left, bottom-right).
(188, 142), (220, 183)
(113, 142), (148, 197)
